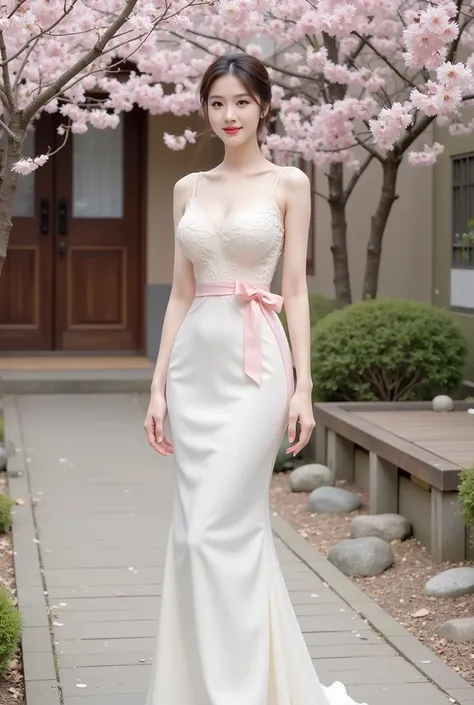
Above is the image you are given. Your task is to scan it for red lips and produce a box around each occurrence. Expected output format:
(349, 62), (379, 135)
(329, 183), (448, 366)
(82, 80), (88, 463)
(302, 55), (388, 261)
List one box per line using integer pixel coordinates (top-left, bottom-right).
(223, 127), (241, 134)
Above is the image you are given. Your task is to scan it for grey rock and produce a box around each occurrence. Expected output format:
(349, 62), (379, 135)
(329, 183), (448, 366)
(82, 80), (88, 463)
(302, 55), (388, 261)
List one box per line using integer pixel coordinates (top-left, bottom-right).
(424, 567), (474, 598)
(432, 394), (454, 412)
(439, 617), (474, 643)
(308, 486), (361, 514)
(350, 514), (411, 543)
(290, 464), (334, 493)
(0, 446), (6, 472)
(328, 537), (394, 577)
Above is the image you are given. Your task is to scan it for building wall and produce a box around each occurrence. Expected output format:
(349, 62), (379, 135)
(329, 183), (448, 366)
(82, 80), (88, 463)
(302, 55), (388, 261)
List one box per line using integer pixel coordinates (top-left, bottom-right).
(306, 147), (433, 302)
(432, 123), (474, 381)
(145, 114), (222, 358)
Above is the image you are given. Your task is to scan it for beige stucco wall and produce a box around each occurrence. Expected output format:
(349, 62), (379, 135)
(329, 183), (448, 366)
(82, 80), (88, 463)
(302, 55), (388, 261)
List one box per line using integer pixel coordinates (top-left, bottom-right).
(307, 145), (433, 302)
(146, 114), (222, 285)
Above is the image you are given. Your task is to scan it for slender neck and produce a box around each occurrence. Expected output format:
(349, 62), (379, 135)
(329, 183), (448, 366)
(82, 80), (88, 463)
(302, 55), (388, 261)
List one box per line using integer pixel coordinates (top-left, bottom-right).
(221, 135), (268, 173)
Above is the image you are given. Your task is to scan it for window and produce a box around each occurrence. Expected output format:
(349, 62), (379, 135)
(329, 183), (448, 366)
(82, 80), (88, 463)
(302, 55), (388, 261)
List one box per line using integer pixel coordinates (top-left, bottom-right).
(452, 154), (474, 268)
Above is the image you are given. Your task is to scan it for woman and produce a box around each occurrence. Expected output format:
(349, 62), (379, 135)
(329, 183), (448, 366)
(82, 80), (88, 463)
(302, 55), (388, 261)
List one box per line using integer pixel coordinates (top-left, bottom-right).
(143, 52), (367, 705)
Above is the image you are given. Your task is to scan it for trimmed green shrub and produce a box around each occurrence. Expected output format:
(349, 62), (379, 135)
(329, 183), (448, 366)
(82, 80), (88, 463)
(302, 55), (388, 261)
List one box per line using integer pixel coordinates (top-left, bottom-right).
(311, 299), (467, 402)
(459, 466), (474, 526)
(0, 494), (14, 533)
(0, 587), (22, 674)
(280, 293), (336, 339)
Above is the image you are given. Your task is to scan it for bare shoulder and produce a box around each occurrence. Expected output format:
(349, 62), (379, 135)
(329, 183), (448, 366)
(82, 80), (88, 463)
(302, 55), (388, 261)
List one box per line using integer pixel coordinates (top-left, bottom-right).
(281, 166), (310, 192)
(174, 172), (198, 202)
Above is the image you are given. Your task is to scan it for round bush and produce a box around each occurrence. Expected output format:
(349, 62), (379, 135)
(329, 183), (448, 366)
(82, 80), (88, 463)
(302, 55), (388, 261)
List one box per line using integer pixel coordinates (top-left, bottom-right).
(459, 466), (474, 526)
(0, 587), (21, 674)
(280, 293), (336, 339)
(311, 299), (467, 402)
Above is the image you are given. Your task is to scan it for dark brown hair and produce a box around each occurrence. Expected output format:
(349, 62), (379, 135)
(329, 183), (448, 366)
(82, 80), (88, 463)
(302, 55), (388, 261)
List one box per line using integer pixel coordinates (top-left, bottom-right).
(198, 52), (272, 144)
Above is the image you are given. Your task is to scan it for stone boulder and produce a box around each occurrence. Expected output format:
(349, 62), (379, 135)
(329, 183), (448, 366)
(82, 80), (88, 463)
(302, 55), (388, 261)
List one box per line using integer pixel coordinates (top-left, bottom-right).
(308, 486), (361, 514)
(290, 464), (334, 493)
(328, 537), (394, 577)
(350, 514), (411, 543)
(424, 567), (474, 598)
(432, 395), (454, 412)
(439, 617), (474, 643)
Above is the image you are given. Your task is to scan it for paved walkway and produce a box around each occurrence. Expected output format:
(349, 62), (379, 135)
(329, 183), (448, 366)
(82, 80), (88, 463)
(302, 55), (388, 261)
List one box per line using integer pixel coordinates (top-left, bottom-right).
(4, 393), (474, 705)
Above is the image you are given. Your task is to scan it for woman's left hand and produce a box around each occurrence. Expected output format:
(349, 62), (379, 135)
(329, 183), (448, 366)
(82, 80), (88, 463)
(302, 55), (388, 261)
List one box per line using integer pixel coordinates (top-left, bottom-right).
(286, 389), (316, 456)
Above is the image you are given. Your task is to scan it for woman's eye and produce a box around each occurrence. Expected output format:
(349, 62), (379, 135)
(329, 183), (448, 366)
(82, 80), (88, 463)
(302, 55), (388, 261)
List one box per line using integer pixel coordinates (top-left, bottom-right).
(210, 101), (222, 108)
(237, 100), (249, 106)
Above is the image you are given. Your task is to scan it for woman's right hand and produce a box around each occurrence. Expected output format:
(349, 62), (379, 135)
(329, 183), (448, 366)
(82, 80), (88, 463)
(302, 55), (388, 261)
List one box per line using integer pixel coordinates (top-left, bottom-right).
(143, 393), (174, 456)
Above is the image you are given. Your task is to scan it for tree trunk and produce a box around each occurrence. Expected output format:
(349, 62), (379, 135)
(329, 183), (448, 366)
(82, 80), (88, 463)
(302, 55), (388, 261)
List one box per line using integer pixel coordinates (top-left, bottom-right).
(328, 162), (352, 306)
(0, 114), (23, 281)
(362, 156), (401, 300)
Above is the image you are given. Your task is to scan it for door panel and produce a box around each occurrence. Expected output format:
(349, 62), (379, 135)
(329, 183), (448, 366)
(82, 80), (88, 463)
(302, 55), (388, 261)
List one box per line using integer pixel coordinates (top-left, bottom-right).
(0, 121), (54, 350)
(54, 111), (142, 351)
(0, 110), (144, 352)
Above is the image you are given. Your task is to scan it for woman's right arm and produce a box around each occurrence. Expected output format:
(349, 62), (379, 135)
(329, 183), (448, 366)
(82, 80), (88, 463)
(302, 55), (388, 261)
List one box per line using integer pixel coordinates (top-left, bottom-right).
(149, 174), (196, 396)
(144, 174), (196, 453)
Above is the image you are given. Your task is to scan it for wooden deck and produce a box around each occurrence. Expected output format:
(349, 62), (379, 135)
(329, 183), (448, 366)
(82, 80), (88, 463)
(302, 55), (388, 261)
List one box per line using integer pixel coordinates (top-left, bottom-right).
(355, 408), (474, 470)
(312, 401), (474, 562)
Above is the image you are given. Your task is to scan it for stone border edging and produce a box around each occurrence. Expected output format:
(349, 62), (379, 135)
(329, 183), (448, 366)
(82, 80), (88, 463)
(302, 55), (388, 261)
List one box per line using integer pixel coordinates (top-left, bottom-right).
(270, 510), (474, 704)
(4, 396), (62, 705)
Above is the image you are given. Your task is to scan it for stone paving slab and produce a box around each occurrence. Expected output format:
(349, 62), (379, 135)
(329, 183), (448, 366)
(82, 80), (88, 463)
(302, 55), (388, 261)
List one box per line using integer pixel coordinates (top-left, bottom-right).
(5, 392), (474, 705)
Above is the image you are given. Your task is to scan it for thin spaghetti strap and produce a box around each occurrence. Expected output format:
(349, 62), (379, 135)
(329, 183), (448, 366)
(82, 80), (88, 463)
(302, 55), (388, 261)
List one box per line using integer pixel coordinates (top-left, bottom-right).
(270, 166), (286, 195)
(193, 172), (200, 198)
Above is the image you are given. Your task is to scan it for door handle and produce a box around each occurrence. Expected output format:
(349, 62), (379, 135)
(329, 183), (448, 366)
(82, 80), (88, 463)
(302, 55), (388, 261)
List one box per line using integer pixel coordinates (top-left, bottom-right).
(58, 241), (67, 257)
(40, 199), (49, 235)
(58, 199), (68, 236)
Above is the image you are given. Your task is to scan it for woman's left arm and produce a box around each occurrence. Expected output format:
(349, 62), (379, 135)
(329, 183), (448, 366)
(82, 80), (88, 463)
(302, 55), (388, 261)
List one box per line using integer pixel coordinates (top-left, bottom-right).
(280, 166), (315, 456)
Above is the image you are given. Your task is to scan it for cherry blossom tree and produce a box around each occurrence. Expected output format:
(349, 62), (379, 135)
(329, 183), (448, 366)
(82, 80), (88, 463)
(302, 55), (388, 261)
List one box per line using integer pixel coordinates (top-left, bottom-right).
(162, 0), (474, 304)
(0, 0), (207, 279)
(5, 1), (474, 305)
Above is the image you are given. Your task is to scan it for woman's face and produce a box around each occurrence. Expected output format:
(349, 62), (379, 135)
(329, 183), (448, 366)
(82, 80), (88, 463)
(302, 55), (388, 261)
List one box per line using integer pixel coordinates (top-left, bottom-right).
(206, 73), (263, 147)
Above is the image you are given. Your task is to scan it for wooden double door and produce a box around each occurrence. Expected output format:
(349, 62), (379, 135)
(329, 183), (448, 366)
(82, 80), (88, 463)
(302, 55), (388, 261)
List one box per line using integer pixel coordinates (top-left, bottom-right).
(0, 110), (144, 352)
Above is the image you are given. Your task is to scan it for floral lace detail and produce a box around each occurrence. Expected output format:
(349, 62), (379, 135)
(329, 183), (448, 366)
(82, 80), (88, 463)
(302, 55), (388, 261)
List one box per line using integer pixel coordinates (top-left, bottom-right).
(176, 197), (284, 288)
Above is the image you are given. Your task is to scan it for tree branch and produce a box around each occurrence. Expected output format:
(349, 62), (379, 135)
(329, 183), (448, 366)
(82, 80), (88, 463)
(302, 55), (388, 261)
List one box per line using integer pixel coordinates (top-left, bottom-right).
(0, 118), (21, 142)
(0, 31), (15, 107)
(1, 0), (81, 68)
(343, 152), (373, 204)
(21, 0), (141, 126)
(351, 31), (417, 88)
(354, 134), (384, 163)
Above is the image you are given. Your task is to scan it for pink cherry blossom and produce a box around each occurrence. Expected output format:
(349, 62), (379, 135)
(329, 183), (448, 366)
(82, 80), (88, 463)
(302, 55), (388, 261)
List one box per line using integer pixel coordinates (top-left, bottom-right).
(3, 0), (474, 177)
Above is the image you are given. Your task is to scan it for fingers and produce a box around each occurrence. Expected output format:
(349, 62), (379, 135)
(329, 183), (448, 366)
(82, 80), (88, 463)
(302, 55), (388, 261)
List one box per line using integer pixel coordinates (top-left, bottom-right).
(286, 418), (315, 456)
(287, 413), (297, 444)
(144, 418), (173, 456)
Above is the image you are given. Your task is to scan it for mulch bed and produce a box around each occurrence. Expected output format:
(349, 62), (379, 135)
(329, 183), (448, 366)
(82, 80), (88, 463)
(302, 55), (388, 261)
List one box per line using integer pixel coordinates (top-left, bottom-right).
(270, 470), (474, 685)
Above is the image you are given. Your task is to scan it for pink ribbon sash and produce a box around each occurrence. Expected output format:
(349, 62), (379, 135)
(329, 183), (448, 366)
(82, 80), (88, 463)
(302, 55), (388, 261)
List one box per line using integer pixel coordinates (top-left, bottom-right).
(194, 280), (294, 399)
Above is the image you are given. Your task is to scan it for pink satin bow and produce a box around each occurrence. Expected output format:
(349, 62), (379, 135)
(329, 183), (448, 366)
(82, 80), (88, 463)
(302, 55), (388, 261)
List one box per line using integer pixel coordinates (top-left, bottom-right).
(234, 280), (284, 385)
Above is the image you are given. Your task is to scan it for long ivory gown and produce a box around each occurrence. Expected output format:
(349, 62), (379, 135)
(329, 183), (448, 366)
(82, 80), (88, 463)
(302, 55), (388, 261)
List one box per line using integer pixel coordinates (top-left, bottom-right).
(145, 168), (368, 705)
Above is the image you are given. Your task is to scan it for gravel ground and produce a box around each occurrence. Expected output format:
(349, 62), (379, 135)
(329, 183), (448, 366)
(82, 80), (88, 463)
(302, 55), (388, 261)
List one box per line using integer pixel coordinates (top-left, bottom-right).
(270, 469), (474, 685)
(0, 471), (24, 705)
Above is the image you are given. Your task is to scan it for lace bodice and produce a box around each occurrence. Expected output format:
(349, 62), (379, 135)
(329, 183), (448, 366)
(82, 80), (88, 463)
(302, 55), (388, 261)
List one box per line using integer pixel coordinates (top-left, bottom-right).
(175, 169), (286, 288)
